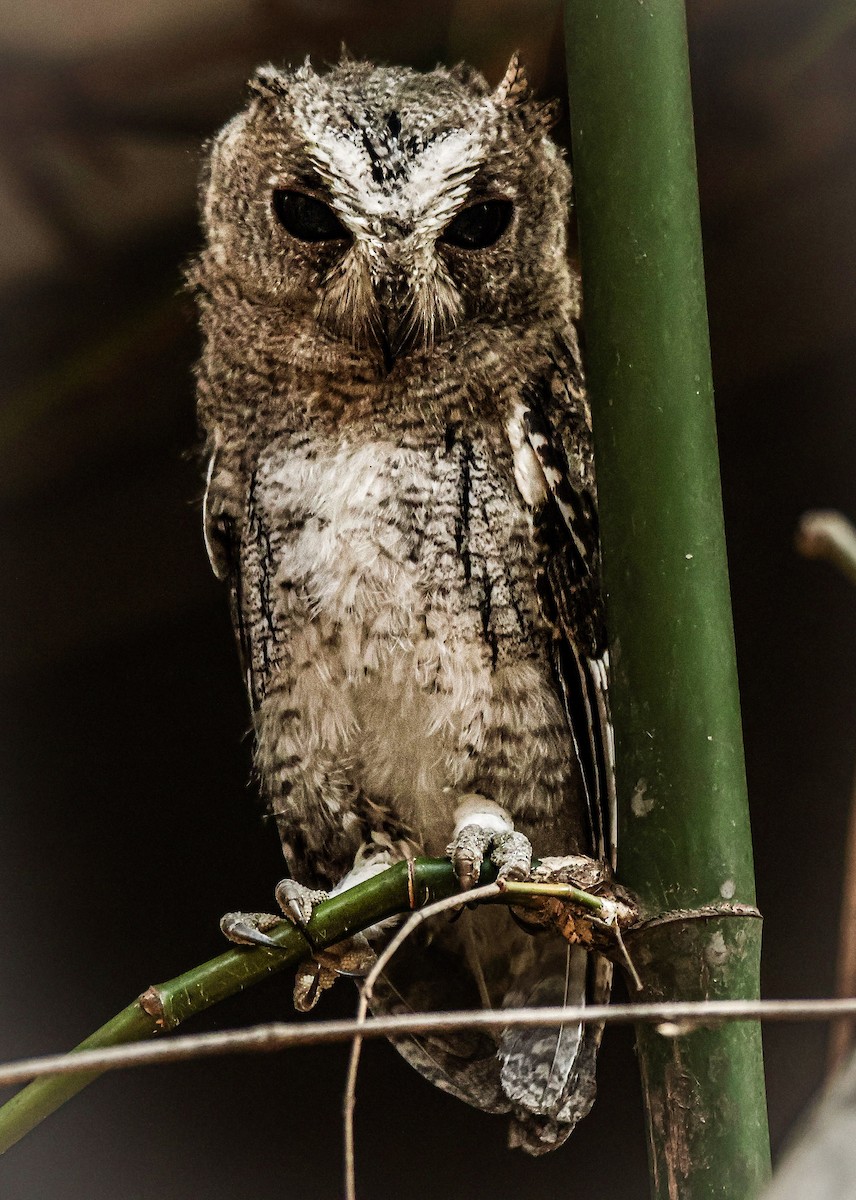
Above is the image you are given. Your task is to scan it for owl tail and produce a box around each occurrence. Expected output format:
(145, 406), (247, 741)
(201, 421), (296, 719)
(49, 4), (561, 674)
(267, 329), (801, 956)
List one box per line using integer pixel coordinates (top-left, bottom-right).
(501, 943), (612, 1155)
(368, 909), (609, 1153)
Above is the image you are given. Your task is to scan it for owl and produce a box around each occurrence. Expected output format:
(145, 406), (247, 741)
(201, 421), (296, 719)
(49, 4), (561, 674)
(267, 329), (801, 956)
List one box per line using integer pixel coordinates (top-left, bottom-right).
(190, 52), (616, 1155)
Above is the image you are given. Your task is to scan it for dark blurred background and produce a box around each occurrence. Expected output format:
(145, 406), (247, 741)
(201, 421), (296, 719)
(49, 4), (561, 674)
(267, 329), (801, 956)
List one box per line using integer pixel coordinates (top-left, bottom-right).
(1, 2), (854, 1197)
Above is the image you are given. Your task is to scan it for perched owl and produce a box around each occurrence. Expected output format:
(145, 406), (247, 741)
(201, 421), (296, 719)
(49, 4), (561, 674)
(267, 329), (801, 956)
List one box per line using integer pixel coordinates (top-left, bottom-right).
(191, 52), (616, 1154)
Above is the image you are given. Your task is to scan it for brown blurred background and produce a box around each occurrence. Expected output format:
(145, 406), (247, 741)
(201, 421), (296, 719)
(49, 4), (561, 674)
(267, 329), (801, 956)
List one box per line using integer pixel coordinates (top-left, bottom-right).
(1, 2), (855, 1197)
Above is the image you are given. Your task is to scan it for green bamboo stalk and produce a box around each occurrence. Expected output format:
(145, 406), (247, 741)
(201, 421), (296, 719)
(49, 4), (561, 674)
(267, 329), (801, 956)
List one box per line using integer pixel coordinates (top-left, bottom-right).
(563, 2), (771, 1196)
(0, 859), (475, 1155)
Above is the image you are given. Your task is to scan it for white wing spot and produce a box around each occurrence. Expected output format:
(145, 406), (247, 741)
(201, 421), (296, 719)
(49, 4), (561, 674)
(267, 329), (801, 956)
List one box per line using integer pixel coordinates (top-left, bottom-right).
(506, 404), (548, 509)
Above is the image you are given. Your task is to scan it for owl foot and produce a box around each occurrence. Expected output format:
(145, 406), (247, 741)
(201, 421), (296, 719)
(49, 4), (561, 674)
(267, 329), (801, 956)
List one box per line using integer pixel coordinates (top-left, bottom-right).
(220, 879), (375, 1012)
(292, 935), (376, 1012)
(446, 795), (532, 890)
(275, 879), (375, 1010)
(219, 909), (284, 948)
(219, 878), (327, 948)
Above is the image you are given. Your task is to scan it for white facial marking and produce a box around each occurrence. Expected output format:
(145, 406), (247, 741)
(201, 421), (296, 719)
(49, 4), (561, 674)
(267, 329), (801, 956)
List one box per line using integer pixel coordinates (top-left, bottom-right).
(284, 85), (495, 346)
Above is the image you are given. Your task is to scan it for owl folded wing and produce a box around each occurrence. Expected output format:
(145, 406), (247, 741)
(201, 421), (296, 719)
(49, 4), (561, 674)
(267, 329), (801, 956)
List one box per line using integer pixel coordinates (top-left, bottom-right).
(516, 331), (617, 869)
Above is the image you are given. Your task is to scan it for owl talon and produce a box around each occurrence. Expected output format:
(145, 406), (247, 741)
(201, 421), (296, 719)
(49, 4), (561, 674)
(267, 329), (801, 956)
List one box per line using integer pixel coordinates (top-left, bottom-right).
(491, 830), (533, 882)
(446, 824), (533, 890)
(292, 932), (378, 1011)
(220, 911), (285, 949)
(274, 878), (329, 927)
(315, 934), (376, 978)
(447, 824), (493, 890)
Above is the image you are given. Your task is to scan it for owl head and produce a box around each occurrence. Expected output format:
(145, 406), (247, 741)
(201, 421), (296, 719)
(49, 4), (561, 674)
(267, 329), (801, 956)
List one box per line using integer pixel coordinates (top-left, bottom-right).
(196, 54), (573, 371)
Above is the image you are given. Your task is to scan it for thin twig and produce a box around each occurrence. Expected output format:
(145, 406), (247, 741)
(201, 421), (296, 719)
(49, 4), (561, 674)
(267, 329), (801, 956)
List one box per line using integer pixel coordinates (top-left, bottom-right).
(613, 918), (643, 992)
(796, 510), (856, 589)
(796, 509), (856, 1076)
(3, 999), (856, 1091)
(342, 883), (501, 1200)
(500, 878), (605, 910)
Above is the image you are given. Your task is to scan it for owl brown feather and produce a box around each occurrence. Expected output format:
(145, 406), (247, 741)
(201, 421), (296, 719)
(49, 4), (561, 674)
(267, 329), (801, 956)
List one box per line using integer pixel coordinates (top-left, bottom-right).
(192, 53), (614, 1153)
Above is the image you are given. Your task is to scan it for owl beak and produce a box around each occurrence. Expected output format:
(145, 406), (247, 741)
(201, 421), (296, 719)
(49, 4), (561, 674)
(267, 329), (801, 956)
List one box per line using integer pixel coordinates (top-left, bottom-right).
(375, 318), (397, 374)
(373, 274), (418, 373)
(376, 312), (418, 374)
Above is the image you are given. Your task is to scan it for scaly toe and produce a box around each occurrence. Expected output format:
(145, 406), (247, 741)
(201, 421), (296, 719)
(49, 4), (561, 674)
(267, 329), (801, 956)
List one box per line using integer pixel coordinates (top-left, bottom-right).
(446, 824), (494, 891)
(220, 911), (283, 949)
(293, 936), (375, 1011)
(315, 933), (376, 978)
(491, 830), (533, 882)
(293, 960), (334, 1012)
(274, 878), (329, 927)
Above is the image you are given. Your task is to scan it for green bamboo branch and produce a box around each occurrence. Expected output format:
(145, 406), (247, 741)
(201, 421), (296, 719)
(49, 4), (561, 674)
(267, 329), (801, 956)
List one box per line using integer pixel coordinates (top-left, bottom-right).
(501, 878), (605, 911)
(0, 858), (452, 1155)
(0, 857), (625, 1156)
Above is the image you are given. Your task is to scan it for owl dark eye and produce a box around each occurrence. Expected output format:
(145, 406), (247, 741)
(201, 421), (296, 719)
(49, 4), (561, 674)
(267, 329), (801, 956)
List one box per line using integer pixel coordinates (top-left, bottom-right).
(440, 199), (513, 250)
(272, 190), (349, 243)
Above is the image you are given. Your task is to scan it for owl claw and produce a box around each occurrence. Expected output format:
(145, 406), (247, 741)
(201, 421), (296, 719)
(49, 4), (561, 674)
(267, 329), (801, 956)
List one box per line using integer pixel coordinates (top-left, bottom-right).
(491, 830), (534, 882)
(447, 823), (493, 890)
(220, 911), (285, 949)
(218, 878), (328, 951)
(221, 879), (375, 1012)
(274, 878), (329, 927)
(446, 825), (533, 891)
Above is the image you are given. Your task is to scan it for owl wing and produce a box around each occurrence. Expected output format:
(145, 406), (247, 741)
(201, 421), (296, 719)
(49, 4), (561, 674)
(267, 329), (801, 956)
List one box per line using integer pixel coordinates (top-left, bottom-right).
(515, 329), (616, 869)
(496, 332), (617, 1153)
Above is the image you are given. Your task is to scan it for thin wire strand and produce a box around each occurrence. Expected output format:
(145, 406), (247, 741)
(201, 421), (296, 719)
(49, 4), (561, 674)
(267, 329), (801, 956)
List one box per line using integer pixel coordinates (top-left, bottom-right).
(4, 997), (856, 1092)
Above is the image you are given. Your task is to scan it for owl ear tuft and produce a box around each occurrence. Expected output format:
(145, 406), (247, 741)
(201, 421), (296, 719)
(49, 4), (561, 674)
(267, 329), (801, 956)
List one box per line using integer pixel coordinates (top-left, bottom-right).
(494, 52), (531, 106)
(248, 65), (290, 101)
(338, 41), (354, 64)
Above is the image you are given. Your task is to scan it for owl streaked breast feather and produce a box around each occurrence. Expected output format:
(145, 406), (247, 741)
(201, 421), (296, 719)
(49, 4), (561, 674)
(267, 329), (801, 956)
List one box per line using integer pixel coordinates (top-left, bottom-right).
(192, 51), (615, 1154)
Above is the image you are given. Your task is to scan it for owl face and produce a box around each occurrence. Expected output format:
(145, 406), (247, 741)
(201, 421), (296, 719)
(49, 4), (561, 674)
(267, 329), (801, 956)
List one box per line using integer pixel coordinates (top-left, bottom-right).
(198, 56), (572, 371)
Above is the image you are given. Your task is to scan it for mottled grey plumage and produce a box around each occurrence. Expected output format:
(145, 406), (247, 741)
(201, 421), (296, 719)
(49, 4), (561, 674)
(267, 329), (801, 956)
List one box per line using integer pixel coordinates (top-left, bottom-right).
(191, 52), (615, 1153)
